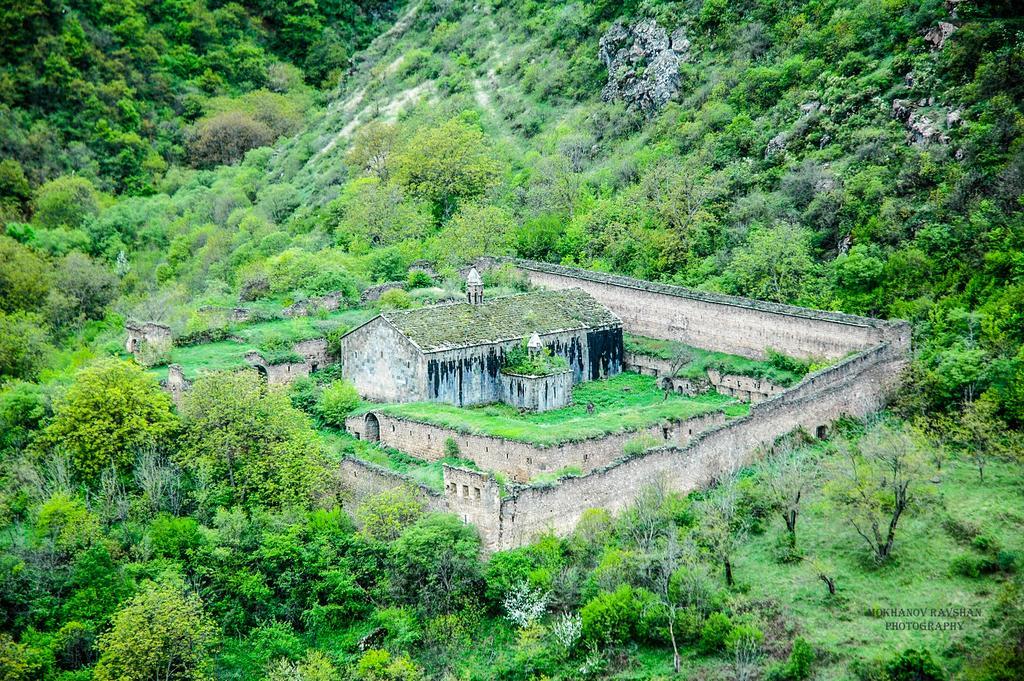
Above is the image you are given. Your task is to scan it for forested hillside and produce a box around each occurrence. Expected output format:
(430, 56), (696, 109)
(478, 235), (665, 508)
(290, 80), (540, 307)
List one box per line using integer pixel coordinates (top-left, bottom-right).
(0, 0), (1022, 679)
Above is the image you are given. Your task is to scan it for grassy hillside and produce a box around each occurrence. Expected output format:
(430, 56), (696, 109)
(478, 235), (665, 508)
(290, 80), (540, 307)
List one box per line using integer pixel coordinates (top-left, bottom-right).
(0, 1), (1022, 680)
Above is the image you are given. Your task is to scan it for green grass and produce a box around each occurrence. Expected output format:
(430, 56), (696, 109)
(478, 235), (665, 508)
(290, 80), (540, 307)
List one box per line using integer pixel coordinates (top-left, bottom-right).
(150, 308), (375, 381)
(624, 334), (810, 387)
(366, 372), (745, 446)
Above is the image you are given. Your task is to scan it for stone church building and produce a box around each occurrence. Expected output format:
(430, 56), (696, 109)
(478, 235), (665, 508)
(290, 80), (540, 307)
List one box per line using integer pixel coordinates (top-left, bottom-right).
(341, 270), (624, 405)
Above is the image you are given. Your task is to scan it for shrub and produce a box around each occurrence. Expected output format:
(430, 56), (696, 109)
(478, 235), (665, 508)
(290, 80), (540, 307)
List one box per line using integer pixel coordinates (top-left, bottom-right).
(444, 437), (460, 457)
(699, 612), (733, 654)
(884, 648), (944, 681)
(581, 585), (638, 645)
(379, 289), (412, 310)
(725, 621), (763, 652)
(407, 270), (433, 288)
(316, 380), (360, 427)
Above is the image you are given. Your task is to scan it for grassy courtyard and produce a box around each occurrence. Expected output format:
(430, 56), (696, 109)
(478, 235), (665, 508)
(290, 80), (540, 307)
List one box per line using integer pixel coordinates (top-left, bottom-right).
(364, 372), (748, 446)
(624, 333), (818, 387)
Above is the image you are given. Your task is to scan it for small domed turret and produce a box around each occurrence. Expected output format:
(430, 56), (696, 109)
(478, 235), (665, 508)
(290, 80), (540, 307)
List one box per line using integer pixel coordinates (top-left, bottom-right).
(466, 267), (484, 305)
(527, 332), (542, 355)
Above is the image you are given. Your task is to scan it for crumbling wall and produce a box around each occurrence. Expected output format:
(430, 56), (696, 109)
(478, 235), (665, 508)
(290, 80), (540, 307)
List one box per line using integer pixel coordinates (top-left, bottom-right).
(338, 457), (444, 512)
(506, 259), (907, 361)
(125, 321), (172, 356)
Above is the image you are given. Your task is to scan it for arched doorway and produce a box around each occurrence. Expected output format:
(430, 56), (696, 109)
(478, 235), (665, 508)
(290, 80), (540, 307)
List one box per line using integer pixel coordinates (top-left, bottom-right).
(364, 413), (380, 442)
(254, 364), (268, 382)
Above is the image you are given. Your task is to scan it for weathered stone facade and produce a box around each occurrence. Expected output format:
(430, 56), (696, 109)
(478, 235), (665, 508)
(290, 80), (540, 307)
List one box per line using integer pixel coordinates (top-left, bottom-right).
(499, 370), (573, 412)
(341, 287), (624, 407)
(340, 258), (912, 551)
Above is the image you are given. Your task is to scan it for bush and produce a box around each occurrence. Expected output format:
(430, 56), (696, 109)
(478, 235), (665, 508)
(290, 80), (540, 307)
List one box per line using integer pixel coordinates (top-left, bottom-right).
(699, 612), (733, 654)
(407, 270), (433, 288)
(379, 289), (412, 310)
(581, 585), (638, 645)
(316, 380), (360, 427)
(444, 437), (460, 457)
(885, 648), (944, 681)
(725, 621), (763, 652)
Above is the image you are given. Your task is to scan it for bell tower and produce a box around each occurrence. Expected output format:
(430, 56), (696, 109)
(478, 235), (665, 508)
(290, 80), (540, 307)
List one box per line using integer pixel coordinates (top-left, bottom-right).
(466, 267), (484, 305)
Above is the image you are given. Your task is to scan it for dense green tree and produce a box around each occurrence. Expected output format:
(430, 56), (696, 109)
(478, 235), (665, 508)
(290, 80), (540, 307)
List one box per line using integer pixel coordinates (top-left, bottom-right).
(178, 370), (329, 508)
(94, 579), (218, 681)
(33, 177), (101, 232)
(389, 513), (481, 615)
(38, 360), (178, 479)
(0, 311), (50, 383)
(393, 117), (501, 221)
(0, 236), (51, 313)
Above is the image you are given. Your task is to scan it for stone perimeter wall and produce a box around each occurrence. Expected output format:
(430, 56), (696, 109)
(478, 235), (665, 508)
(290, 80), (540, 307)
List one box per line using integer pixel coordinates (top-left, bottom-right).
(506, 259), (904, 361)
(481, 340), (908, 550)
(346, 410), (726, 482)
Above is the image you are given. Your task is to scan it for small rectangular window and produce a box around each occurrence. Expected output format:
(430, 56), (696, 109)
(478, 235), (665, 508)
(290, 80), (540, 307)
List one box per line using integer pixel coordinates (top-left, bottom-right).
(462, 485), (469, 498)
(474, 487), (481, 500)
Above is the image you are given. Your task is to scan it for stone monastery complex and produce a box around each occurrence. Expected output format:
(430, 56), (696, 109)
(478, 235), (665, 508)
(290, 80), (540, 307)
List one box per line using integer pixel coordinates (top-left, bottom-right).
(127, 258), (911, 551)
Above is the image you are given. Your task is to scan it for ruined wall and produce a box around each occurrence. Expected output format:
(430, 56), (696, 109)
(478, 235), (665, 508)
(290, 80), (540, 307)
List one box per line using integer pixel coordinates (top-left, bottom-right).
(347, 410), (725, 482)
(485, 341), (908, 550)
(442, 465), (502, 540)
(338, 457), (445, 512)
(342, 319), (427, 402)
(500, 371), (573, 412)
(508, 259), (905, 361)
(165, 364), (190, 407)
(706, 369), (786, 403)
(293, 338), (331, 371)
(125, 321), (172, 355)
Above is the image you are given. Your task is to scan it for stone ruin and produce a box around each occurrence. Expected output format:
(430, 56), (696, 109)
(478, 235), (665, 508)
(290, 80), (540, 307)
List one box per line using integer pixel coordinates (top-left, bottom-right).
(598, 19), (690, 115)
(124, 320), (172, 356)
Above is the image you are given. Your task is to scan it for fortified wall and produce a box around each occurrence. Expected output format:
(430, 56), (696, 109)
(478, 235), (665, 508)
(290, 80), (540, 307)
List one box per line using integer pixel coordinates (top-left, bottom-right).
(346, 410), (726, 482)
(504, 259), (903, 361)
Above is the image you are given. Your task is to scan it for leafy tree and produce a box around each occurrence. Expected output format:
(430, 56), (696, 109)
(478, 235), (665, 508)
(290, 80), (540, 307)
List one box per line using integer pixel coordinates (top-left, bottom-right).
(0, 236), (51, 313)
(825, 422), (930, 563)
(356, 486), (426, 542)
(727, 222), (818, 304)
(33, 176), (101, 231)
(347, 121), (399, 181)
(315, 379), (360, 427)
(389, 513), (481, 615)
(0, 160), (31, 220)
(46, 252), (119, 327)
(763, 444), (815, 548)
(39, 360), (178, 479)
(393, 117), (500, 221)
(956, 396), (1006, 482)
(355, 649), (425, 681)
(187, 111), (276, 168)
(885, 648), (944, 681)
(696, 479), (747, 586)
(94, 579), (218, 681)
(330, 177), (430, 247)
(0, 311), (50, 383)
(434, 202), (515, 267)
(178, 370), (329, 508)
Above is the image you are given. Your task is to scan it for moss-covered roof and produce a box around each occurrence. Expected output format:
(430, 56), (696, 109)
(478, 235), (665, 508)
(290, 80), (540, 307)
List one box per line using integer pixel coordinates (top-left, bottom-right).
(380, 288), (620, 352)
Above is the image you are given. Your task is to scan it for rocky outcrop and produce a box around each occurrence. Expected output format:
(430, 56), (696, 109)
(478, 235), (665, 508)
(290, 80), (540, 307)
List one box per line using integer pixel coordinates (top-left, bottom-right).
(360, 281), (405, 303)
(598, 19), (690, 115)
(924, 21), (957, 50)
(891, 98), (959, 147)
